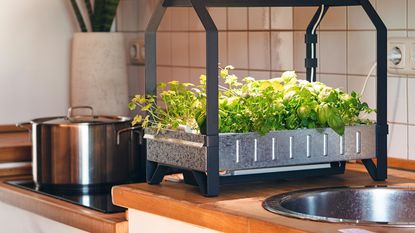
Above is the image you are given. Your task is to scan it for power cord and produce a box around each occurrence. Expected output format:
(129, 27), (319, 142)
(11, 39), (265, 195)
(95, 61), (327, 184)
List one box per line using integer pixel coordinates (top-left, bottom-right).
(360, 62), (377, 96)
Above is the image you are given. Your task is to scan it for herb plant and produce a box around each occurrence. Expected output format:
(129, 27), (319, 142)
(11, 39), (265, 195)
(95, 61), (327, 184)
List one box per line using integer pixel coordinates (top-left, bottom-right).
(129, 66), (374, 136)
(69, 0), (120, 32)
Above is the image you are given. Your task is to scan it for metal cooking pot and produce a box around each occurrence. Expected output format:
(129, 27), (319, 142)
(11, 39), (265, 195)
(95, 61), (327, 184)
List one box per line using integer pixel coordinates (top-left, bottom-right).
(17, 106), (145, 191)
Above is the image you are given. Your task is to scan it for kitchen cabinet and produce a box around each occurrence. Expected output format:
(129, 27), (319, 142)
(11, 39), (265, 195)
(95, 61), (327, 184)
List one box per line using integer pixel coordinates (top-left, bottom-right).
(0, 201), (86, 233)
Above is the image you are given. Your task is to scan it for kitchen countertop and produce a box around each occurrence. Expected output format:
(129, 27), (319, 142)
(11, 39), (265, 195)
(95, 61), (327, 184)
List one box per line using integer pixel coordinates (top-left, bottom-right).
(112, 164), (415, 233)
(0, 176), (127, 233)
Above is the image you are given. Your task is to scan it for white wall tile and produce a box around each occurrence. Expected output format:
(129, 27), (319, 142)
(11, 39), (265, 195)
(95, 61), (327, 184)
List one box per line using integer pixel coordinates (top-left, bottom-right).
(172, 67), (190, 83)
(248, 7), (270, 30)
(189, 32), (205, 67)
(248, 32), (270, 70)
(388, 30), (408, 38)
(347, 31), (376, 75)
(320, 31), (347, 74)
(347, 0), (376, 30)
(156, 32), (171, 65)
(159, 8), (171, 31)
(293, 31), (306, 72)
(348, 75), (377, 120)
(248, 70), (271, 80)
(189, 68), (206, 85)
(388, 123), (408, 159)
(295, 72), (307, 80)
(228, 8), (247, 30)
(228, 32), (248, 69)
(188, 8), (204, 31)
(409, 31), (415, 37)
(377, 0), (407, 30)
(117, 0), (140, 31)
(127, 65), (143, 118)
(270, 7), (293, 30)
(170, 8), (189, 31)
(320, 7), (347, 30)
(293, 7), (318, 30)
(320, 74), (347, 90)
(127, 65), (144, 97)
(408, 78), (415, 124)
(209, 8), (227, 31)
(409, 126), (415, 159)
(388, 77), (407, 123)
(171, 32), (189, 66)
(219, 32), (228, 66)
(157, 66), (172, 84)
(409, 0), (415, 29)
(271, 32), (293, 71)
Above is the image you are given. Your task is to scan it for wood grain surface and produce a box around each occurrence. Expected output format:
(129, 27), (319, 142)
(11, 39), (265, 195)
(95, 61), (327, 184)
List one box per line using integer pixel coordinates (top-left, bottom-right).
(113, 164), (415, 233)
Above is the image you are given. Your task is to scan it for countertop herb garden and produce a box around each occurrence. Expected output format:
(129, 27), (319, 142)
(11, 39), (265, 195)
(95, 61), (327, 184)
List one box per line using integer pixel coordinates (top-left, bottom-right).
(129, 66), (374, 136)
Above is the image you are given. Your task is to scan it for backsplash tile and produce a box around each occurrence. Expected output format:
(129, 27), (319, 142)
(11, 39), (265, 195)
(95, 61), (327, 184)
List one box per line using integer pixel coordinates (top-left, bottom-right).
(271, 32), (293, 71)
(387, 77), (408, 124)
(320, 74), (347, 90)
(293, 7), (318, 30)
(347, 0), (376, 30)
(408, 78), (415, 124)
(248, 31), (270, 70)
(189, 32), (206, 67)
(270, 7), (293, 30)
(409, 126), (415, 159)
(171, 32), (189, 66)
(409, 0), (415, 29)
(119, 0), (414, 160)
(388, 123), (408, 159)
(248, 7), (270, 30)
(319, 31), (347, 74)
(320, 7), (347, 30)
(156, 32), (171, 66)
(377, 0), (407, 30)
(347, 31), (376, 76)
(228, 8), (248, 30)
(227, 31), (249, 69)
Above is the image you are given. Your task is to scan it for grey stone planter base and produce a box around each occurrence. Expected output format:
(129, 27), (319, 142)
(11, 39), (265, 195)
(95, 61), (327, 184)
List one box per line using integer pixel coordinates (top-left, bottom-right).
(145, 125), (376, 172)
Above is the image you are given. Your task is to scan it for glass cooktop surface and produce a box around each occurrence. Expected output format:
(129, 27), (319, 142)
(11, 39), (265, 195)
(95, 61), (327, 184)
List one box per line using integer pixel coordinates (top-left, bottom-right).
(6, 180), (125, 213)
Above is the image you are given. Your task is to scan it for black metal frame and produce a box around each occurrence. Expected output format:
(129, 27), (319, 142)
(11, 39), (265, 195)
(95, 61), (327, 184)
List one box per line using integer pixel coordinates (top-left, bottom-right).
(145, 0), (388, 196)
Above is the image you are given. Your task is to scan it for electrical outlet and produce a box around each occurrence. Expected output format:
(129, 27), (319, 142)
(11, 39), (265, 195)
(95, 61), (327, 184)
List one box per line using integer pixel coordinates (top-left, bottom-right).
(129, 38), (145, 65)
(388, 37), (415, 75)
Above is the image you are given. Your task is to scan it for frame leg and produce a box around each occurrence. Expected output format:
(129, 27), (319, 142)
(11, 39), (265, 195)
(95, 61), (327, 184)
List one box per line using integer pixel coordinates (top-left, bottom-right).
(146, 161), (170, 184)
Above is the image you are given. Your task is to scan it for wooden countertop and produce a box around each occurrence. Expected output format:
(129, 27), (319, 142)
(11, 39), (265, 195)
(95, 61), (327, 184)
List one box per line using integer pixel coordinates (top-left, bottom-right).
(113, 164), (415, 233)
(0, 176), (127, 233)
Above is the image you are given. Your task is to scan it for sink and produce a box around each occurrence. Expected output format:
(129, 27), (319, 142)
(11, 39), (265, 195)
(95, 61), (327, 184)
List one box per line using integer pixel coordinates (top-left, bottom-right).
(263, 186), (415, 226)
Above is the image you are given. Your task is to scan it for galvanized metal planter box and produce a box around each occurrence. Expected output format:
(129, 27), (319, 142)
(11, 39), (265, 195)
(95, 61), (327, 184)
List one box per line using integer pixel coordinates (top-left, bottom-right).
(144, 125), (376, 173)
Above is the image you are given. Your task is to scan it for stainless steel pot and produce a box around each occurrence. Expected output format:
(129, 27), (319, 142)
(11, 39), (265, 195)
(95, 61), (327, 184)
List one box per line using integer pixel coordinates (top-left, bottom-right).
(18, 106), (145, 190)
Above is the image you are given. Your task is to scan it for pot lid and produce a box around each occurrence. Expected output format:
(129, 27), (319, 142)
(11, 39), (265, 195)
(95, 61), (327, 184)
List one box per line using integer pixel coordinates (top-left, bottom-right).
(43, 115), (130, 125)
(36, 106), (130, 125)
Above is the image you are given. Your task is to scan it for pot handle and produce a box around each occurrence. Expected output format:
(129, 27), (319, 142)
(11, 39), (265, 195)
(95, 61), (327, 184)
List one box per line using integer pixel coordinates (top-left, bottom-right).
(67, 106), (94, 118)
(16, 122), (32, 141)
(16, 122), (32, 132)
(117, 126), (143, 145)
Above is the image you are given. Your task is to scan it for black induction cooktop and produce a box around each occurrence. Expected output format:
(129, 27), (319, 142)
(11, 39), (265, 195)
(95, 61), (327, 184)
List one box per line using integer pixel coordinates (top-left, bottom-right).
(6, 180), (125, 213)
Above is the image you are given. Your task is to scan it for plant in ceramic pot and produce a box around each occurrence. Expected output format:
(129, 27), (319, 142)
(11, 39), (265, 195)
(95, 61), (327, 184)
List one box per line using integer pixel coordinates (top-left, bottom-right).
(69, 0), (129, 116)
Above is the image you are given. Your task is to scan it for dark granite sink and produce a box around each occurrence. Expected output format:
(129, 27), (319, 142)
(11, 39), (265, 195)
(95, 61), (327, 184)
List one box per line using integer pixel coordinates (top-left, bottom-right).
(263, 186), (415, 226)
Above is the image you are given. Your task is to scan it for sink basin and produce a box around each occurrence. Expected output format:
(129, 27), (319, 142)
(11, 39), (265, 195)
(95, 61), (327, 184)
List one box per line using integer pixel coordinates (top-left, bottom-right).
(263, 186), (415, 226)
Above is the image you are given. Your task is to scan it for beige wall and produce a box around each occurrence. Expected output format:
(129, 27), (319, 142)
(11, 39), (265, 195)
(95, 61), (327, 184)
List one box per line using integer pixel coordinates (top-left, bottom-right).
(0, 0), (75, 124)
(118, 0), (415, 160)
